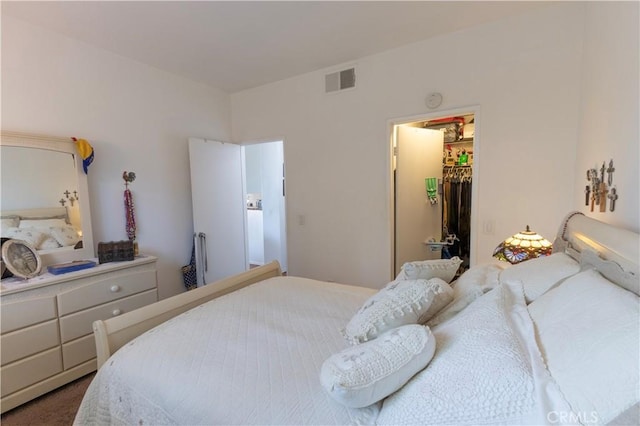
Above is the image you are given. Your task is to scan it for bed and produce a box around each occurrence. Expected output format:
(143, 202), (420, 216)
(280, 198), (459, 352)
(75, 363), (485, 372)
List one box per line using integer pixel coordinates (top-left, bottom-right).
(75, 212), (639, 425)
(1, 207), (82, 252)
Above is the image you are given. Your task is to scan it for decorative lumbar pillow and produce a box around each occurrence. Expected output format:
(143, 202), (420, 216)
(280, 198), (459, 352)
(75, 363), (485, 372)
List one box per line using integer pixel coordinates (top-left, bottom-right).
(321, 324), (436, 408)
(49, 225), (81, 247)
(342, 278), (452, 345)
(528, 269), (639, 424)
(396, 257), (462, 283)
(499, 252), (580, 303)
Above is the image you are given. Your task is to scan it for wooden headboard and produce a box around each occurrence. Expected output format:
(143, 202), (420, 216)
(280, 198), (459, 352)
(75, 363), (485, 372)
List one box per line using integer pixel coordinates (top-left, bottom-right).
(553, 212), (639, 296)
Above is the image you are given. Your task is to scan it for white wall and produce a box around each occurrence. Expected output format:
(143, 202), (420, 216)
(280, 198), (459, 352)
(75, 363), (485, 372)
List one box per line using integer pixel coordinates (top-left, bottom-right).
(231, 3), (586, 288)
(1, 148), (76, 210)
(574, 2), (639, 232)
(2, 15), (232, 299)
(244, 146), (262, 194)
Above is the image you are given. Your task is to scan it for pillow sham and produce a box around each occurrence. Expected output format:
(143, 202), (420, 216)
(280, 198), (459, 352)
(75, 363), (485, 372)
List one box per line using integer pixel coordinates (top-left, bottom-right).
(1, 216), (20, 231)
(528, 269), (639, 425)
(396, 257), (462, 283)
(19, 218), (67, 229)
(1, 227), (46, 249)
(49, 225), (81, 247)
(499, 252), (579, 303)
(342, 278), (452, 345)
(39, 235), (62, 250)
(321, 324), (436, 408)
(427, 263), (505, 328)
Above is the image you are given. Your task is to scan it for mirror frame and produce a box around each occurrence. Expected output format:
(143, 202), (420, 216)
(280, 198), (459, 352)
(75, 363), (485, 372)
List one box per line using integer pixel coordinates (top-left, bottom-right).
(1, 131), (95, 267)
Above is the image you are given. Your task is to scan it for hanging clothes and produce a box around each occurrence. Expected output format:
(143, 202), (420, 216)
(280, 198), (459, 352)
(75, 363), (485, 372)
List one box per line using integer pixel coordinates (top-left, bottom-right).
(459, 180), (472, 261)
(442, 166), (472, 266)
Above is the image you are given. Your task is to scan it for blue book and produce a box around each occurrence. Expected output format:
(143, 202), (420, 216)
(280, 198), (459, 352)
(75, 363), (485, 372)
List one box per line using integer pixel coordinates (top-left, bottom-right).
(48, 260), (97, 275)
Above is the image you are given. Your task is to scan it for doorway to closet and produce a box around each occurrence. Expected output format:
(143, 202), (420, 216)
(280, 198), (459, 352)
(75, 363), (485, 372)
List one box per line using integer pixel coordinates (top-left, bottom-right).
(390, 109), (478, 278)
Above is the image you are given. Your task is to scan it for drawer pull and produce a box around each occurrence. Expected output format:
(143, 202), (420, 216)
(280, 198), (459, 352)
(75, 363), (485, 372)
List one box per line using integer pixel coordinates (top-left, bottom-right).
(112, 309), (122, 316)
(110, 285), (121, 292)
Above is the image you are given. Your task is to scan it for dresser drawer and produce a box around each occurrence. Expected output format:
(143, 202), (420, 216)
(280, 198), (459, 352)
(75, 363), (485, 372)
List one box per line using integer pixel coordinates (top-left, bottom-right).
(62, 334), (96, 370)
(1, 347), (63, 397)
(59, 289), (158, 343)
(1, 296), (57, 334)
(57, 268), (156, 316)
(1, 319), (59, 366)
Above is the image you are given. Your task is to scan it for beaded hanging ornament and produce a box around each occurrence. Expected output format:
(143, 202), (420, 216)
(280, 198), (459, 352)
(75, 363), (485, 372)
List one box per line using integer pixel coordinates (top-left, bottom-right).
(123, 171), (137, 241)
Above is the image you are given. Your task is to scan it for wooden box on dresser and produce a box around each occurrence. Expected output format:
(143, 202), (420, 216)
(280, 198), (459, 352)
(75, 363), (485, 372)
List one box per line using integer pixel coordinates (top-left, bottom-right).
(0, 255), (158, 413)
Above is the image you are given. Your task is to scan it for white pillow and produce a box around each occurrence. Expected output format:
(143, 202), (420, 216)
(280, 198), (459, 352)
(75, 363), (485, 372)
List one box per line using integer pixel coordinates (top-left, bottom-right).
(38, 235), (62, 250)
(528, 269), (639, 424)
(2, 227), (46, 248)
(49, 225), (81, 247)
(499, 252), (579, 303)
(342, 278), (452, 345)
(427, 263), (505, 328)
(453, 262), (505, 299)
(19, 218), (67, 229)
(396, 257), (462, 283)
(321, 324), (436, 408)
(1, 216), (20, 231)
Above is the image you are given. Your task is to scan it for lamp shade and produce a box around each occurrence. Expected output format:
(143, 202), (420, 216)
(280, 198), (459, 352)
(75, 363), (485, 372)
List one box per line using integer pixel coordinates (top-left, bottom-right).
(492, 225), (552, 264)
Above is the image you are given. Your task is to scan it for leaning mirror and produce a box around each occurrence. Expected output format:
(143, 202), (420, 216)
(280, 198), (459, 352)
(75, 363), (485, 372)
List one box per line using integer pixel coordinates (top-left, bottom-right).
(1, 131), (95, 269)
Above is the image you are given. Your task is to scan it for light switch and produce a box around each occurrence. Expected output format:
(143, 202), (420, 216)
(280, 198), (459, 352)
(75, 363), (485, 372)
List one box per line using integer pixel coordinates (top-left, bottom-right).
(483, 220), (495, 235)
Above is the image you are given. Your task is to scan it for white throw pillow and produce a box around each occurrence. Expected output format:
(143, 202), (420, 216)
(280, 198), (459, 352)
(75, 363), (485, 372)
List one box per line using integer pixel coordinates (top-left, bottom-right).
(2, 227), (46, 248)
(528, 269), (639, 424)
(49, 225), (81, 247)
(396, 257), (462, 283)
(499, 252), (579, 303)
(321, 324), (436, 408)
(38, 235), (61, 250)
(427, 263), (505, 328)
(342, 278), (452, 345)
(1, 216), (20, 231)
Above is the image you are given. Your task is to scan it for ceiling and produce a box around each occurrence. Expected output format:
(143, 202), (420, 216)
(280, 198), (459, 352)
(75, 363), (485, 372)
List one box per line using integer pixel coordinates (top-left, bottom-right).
(2, 1), (552, 93)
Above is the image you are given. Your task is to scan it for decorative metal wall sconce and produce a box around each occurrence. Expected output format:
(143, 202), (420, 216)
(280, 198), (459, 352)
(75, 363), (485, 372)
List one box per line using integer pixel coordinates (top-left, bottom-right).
(586, 159), (617, 212)
(59, 189), (79, 207)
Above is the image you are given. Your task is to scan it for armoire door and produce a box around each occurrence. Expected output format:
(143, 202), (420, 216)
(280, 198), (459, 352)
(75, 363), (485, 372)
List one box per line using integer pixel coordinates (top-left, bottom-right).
(188, 138), (248, 286)
(395, 126), (444, 275)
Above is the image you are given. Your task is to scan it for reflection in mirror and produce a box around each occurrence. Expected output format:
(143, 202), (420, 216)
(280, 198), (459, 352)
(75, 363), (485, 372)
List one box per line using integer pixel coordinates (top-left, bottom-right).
(2, 146), (81, 226)
(1, 131), (95, 269)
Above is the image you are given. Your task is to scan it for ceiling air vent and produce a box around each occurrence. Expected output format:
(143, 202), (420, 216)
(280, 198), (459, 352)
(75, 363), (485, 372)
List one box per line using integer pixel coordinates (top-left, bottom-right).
(325, 67), (356, 93)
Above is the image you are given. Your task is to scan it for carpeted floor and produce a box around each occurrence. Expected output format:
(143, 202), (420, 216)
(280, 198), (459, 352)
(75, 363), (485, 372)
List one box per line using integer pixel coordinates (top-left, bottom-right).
(1, 372), (95, 426)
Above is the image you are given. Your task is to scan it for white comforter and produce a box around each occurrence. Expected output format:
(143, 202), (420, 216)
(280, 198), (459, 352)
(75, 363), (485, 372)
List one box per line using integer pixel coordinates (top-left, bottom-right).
(75, 276), (379, 425)
(75, 275), (571, 425)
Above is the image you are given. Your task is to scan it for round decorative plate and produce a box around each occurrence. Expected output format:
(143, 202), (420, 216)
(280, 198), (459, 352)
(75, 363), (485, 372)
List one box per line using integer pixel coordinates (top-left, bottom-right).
(2, 239), (42, 279)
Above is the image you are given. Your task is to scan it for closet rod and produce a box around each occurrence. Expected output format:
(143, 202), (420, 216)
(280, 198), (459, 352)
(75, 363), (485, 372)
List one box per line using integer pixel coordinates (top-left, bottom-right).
(443, 164), (472, 168)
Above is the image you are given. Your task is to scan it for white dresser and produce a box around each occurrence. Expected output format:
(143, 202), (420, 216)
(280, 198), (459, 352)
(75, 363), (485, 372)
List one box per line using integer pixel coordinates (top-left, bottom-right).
(0, 256), (158, 413)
